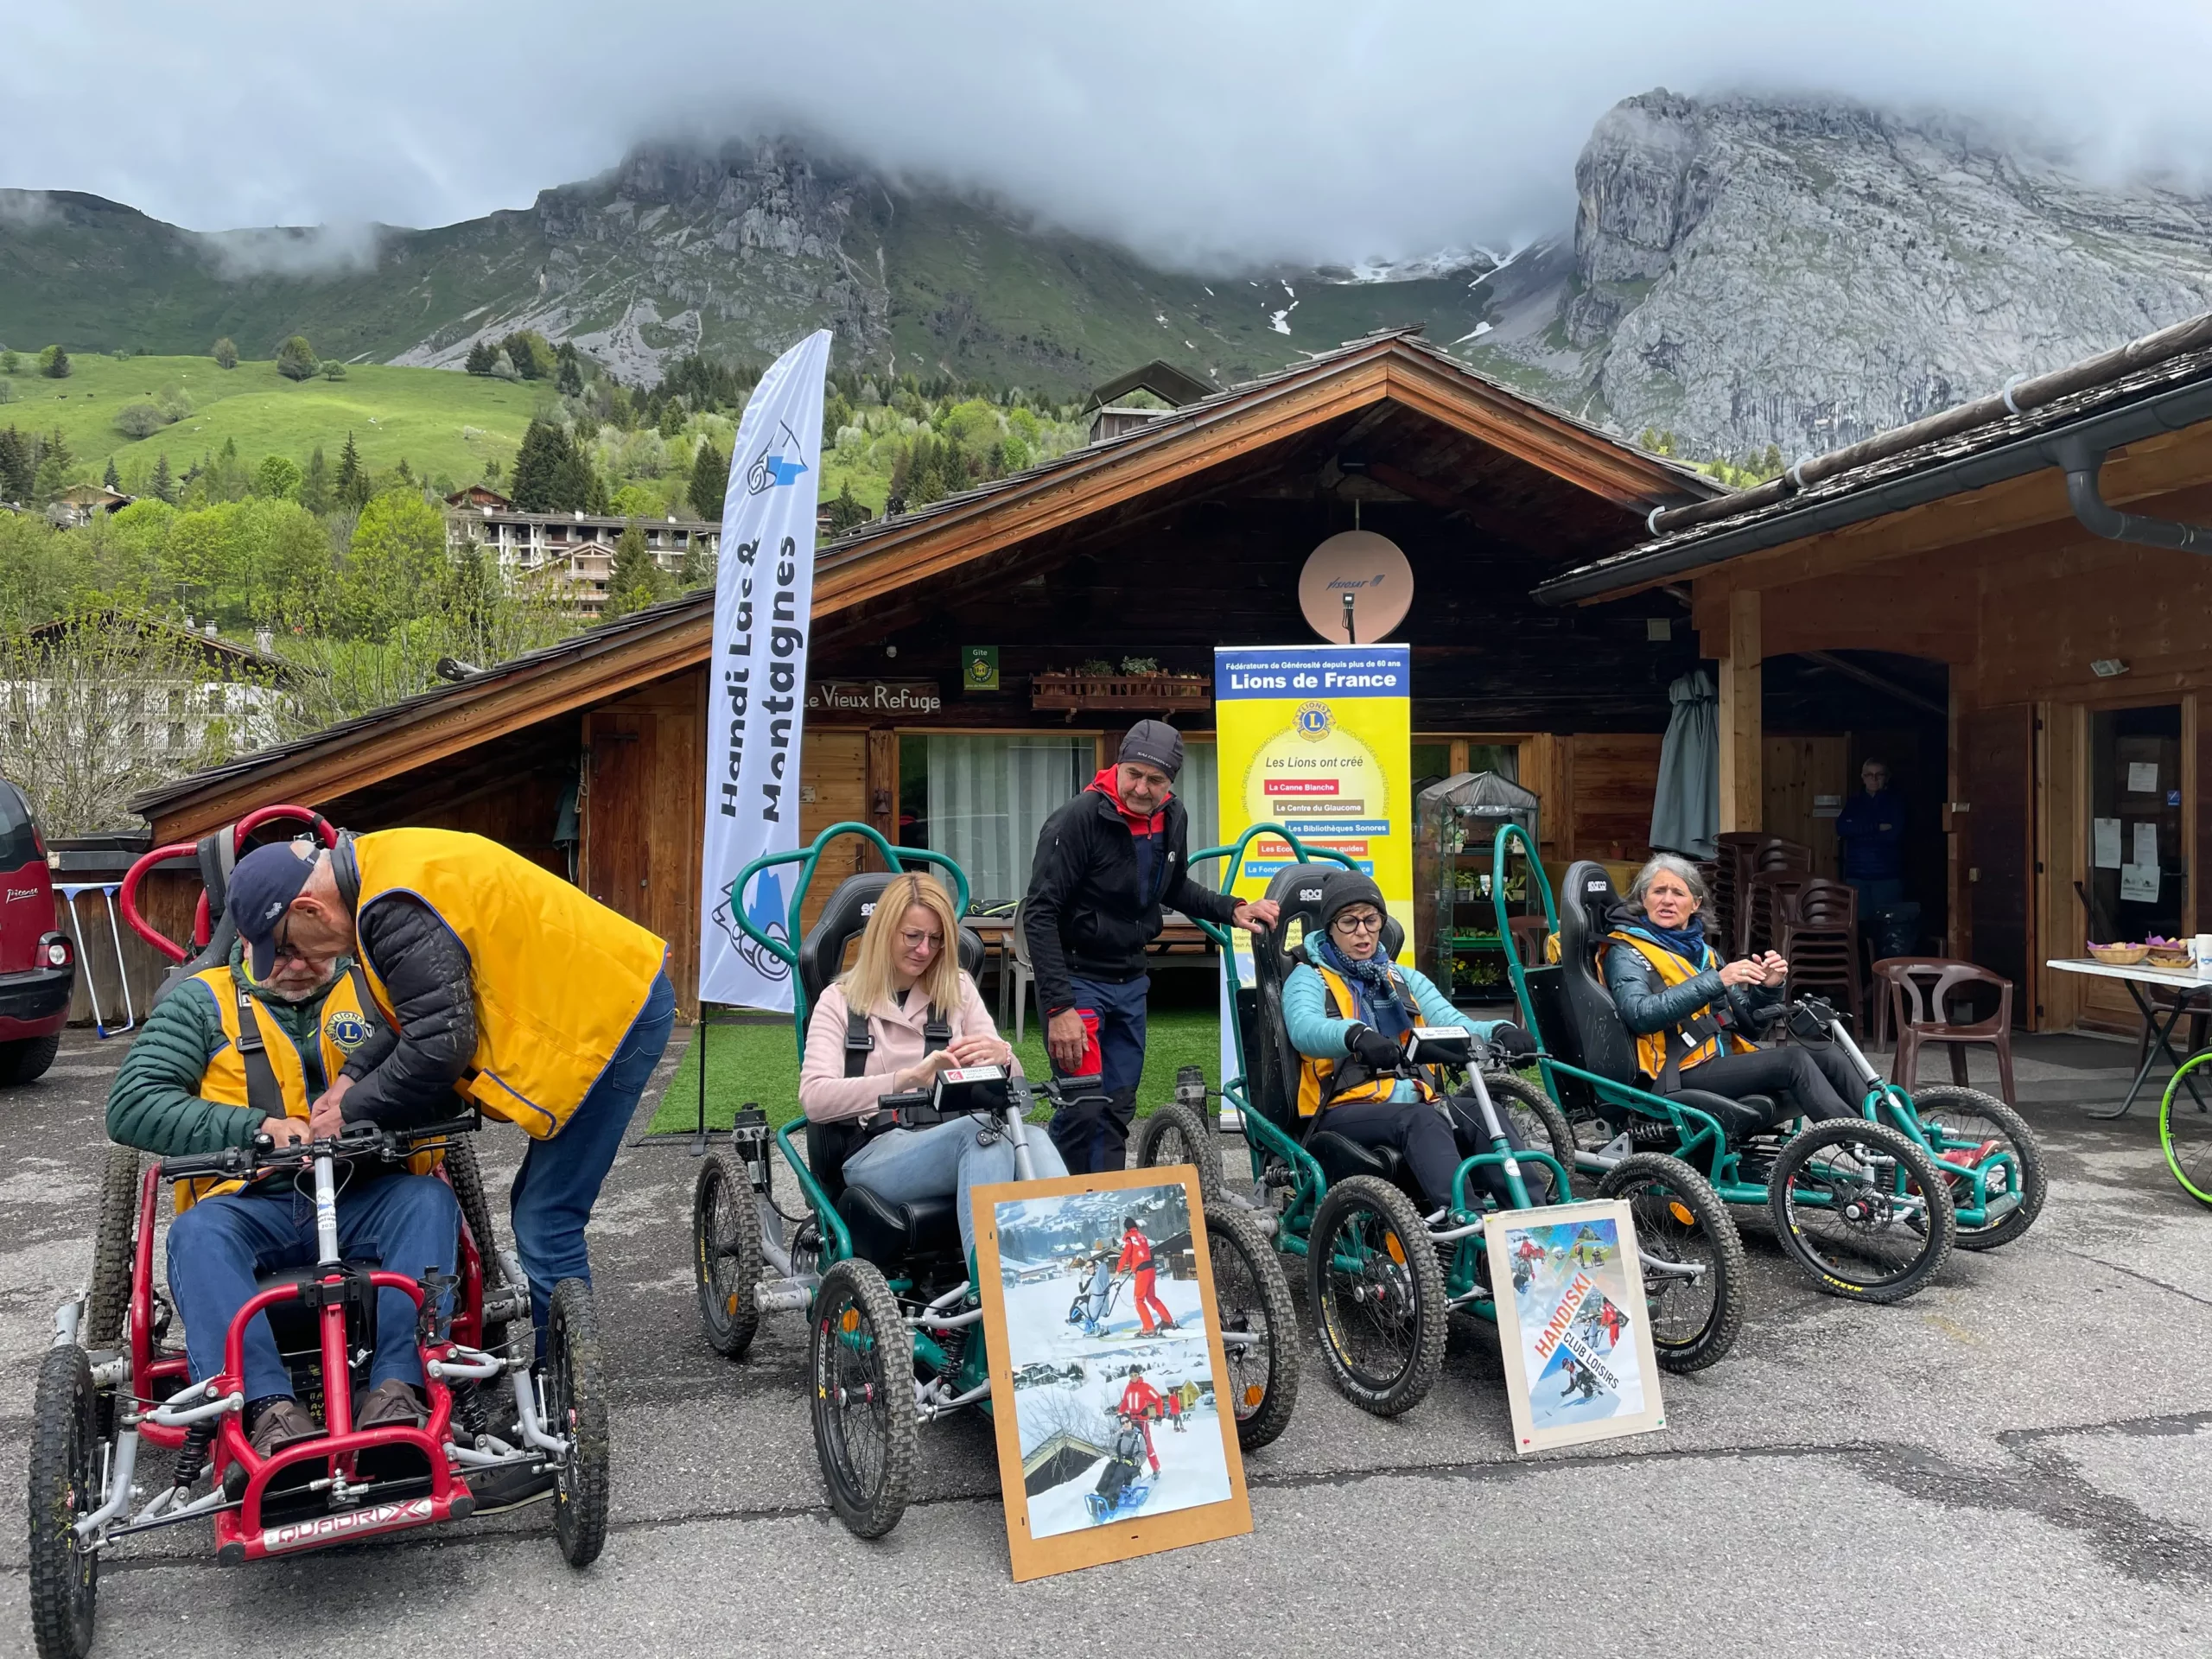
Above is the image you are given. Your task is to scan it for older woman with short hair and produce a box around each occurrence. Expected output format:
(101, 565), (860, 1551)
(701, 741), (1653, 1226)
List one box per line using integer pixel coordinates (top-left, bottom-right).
(1602, 853), (1859, 1122)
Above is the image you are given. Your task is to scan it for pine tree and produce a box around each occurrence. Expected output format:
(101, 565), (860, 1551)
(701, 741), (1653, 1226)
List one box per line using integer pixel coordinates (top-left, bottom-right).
(0, 426), (31, 502)
(102, 456), (120, 492)
(149, 451), (175, 505)
(508, 419), (568, 512)
(40, 345), (71, 379)
(688, 440), (727, 521)
(607, 522), (663, 617)
(556, 354), (584, 397)
(300, 446), (331, 513)
(335, 431), (371, 508)
(824, 480), (868, 535)
(464, 339), (496, 376)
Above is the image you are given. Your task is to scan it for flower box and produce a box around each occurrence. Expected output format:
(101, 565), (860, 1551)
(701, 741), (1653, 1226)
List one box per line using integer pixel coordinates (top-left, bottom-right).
(1029, 671), (1212, 717)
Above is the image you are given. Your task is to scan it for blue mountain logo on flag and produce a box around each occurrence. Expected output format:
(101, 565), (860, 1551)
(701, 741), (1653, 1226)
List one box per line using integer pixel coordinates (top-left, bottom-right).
(745, 419), (811, 495)
(714, 867), (791, 982)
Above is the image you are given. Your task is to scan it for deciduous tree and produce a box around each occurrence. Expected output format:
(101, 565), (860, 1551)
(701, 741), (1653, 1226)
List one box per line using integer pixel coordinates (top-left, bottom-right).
(39, 345), (70, 379)
(212, 337), (238, 370)
(276, 336), (318, 381)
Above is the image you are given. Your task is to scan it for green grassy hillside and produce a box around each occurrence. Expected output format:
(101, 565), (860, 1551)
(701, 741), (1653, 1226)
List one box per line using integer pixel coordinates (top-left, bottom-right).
(2, 353), (539, 489)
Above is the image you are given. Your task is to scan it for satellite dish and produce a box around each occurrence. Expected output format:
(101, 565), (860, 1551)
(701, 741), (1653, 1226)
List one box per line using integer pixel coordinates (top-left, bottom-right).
(1299, 531), (1413, 643)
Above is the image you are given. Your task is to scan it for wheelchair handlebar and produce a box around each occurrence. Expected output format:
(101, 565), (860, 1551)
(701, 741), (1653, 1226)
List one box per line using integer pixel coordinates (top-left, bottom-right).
(157, 1110), (480, 1183)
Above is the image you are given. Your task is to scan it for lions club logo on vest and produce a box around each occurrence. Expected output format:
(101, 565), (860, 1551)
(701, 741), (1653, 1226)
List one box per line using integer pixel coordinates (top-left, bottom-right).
(326, 1008), (371, 1052)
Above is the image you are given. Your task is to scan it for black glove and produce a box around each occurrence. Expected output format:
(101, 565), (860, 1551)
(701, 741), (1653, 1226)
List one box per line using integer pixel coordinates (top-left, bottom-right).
(1487, 1021), (1537, 1060)
(1344, 1023), (1404, 1072)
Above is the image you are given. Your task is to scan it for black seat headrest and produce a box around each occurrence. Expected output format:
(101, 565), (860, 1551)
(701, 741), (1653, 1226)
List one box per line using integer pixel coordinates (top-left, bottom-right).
(196, 827), (237, 927)
(1540, 861), (1642, 1094)
(797, 870), (983, 1009)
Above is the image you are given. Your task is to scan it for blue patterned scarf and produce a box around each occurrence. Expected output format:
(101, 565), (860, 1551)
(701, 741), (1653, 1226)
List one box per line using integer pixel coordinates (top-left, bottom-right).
(1313, 935), (1412, 1033)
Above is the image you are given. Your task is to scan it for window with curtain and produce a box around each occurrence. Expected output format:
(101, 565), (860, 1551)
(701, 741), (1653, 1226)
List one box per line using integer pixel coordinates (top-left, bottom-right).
(925, 734), (1091, 907)
(1178, 739), (1222, 892)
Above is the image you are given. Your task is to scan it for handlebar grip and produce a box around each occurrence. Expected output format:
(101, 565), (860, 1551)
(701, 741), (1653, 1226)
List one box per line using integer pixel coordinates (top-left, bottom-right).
(158, 1146), (258, 1181)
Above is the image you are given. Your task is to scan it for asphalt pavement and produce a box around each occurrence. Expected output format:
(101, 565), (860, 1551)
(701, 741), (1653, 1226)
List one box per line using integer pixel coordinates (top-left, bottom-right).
(2, 1025), (2208, 1658)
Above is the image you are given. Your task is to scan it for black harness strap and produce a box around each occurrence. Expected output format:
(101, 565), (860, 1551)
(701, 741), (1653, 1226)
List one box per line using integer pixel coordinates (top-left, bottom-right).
(845, 1001), (952, 1077)
(232, 979), (288, 1122)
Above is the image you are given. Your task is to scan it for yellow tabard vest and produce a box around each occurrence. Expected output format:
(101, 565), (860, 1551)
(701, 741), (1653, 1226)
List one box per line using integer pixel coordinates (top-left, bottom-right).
(1294, 962), (1437, 1119)
(175, 963), (435, 1211)
(352, 829), (666, 1139)
(1606, 931), (1757, 1082)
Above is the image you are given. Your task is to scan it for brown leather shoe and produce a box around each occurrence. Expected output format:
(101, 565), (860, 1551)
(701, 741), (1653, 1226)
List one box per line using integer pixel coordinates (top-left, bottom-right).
(357, 1379), (425, 1431)
(249, 1397), (320, 1458)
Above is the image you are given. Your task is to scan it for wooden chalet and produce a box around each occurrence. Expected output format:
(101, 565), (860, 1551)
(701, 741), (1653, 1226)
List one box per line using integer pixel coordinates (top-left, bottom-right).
(132, 330), (1725, 1016)
(1541, 310), (2212, 1034)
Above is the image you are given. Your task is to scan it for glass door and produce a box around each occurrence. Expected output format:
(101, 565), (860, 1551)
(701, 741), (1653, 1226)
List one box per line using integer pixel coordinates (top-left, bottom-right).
(2087, 703), (2187, 945)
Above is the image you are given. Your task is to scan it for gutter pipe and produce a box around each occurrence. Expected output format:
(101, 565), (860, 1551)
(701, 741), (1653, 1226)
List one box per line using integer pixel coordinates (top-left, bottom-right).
(2050, 435), (2212, 554)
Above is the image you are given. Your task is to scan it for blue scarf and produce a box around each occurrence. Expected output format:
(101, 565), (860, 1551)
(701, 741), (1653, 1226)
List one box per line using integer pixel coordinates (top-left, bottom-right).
(1313, 935), (1412, 1033)
(1624, 914), (1712, 973)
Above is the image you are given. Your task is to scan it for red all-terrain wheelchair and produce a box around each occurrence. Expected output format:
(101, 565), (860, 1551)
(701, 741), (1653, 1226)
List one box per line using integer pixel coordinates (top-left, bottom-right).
(27, 808), (608, 1659)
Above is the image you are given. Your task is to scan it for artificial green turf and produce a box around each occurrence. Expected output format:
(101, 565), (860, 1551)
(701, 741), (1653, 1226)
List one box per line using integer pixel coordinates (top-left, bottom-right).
(646, 1007), (1225, 1135)
(7, 353), (539, 486)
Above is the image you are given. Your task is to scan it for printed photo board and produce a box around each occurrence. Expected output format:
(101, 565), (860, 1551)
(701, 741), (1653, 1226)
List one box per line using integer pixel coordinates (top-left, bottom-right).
(971, 1165), (1252, 1580)
(1484, 1198), (1667, 1454)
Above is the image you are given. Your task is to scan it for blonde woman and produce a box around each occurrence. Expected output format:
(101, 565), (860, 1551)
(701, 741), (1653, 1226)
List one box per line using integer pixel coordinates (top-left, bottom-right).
(800, 872), (1067, 1258)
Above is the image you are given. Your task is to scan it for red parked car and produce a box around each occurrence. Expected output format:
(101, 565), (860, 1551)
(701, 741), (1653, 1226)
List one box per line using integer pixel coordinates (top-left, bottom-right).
(0, 779), (74, 1084)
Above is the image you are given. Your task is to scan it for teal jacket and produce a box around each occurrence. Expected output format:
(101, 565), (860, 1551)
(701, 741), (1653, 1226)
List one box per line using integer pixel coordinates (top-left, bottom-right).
(105, 945), (346, 1158)
(1283, 957), (1503, 1104)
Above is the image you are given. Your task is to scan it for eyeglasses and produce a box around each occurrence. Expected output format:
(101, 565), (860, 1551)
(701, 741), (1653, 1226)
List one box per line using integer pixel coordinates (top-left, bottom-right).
(1332, 912), (1384, 935)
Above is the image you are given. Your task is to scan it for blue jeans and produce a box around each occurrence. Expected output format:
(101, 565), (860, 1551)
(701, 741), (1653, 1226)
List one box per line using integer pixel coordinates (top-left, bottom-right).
(842, 1111), (1069, 1258)
(509, 971), (676, 1336)
(167, 1173), (460, 1404)
(1049, 974), (1148, 1174)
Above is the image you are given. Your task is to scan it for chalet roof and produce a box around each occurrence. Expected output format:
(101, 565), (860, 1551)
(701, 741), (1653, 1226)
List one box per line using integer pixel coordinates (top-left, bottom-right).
(1538, 308), (2212, 605)
(132, 329), (1717, 833)
(1084, 359), (1217, 411)
(31, 610), (302, 683)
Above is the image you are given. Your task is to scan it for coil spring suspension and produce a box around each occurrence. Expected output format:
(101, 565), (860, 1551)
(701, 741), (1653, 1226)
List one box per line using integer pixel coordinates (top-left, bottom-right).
(454, 1382), (491, 1446)
(172, 1418), (215, 1491)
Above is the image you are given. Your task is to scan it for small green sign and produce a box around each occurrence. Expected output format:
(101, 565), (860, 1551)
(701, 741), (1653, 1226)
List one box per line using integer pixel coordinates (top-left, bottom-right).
(963, 645), (1000, 693)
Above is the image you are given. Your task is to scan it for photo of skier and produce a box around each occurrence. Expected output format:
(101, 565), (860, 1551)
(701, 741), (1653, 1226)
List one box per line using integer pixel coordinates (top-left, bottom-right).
(988, 1179), (1236, 1540)
(1116, 1211), (1179, 1334)
(1485, 1199), (1668, 1452)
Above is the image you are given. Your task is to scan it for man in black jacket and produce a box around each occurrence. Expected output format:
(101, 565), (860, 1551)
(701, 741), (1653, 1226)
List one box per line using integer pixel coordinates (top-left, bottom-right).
(1024, 721), (1277, 1172)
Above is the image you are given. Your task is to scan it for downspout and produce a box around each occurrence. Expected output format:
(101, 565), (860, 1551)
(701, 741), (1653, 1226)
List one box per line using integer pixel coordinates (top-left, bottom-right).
(2050, 435), (2212, 552)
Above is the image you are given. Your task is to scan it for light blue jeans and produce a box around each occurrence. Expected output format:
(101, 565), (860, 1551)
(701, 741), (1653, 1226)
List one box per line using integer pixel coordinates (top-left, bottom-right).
(842, 1114), (1069, 1258)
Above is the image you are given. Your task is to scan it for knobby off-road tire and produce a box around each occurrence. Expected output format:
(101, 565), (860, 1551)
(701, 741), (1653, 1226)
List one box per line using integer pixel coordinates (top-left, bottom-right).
(1307, 1174), (1446, 1417)
(1481, 1071), (1577, 1202)
(28, 1343), (100, 1659)
(0, 1032), (62, 1085)
(810, 1257), (916, 1539)
(83, 1147), (142, 1350)
(693, 1147), (764, 1358)
(1768, 1117), (1955, 1304)
(546, 1279), (611, 1568)
(1595, 1153), (1745, 1373)
(1135, 1101), (1222, 1210)
(1906, 1084), (2047, 1250)
(441, 1134), (511, 1351)
(2160, 1052), (2212, 1209)
(1203, 1205), (1299, 1450)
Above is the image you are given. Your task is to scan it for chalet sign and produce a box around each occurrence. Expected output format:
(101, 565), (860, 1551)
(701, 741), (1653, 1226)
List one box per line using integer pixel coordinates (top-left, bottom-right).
(807, 679), (943, 716)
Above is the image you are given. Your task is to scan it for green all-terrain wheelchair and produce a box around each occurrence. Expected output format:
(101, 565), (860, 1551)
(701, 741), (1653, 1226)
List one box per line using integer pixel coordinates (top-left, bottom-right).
(1133, 824), (1746, 1418)
(1492, 824), (2047, 1304)
(686, 823), (1299, 1537)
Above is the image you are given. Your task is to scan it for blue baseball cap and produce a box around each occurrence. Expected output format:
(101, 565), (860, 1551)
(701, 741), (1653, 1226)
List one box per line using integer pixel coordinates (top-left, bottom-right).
(229, 841), (324, 980)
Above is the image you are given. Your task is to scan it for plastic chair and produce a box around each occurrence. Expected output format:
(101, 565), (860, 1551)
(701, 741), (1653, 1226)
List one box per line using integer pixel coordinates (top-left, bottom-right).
(1507, 914), (1552, 967)
(1711, 832), (1769, 957)
(1778, 879), (1862, 1029)
(1875, 958), (2016, 1104)
(1745, 869), (1811, 958)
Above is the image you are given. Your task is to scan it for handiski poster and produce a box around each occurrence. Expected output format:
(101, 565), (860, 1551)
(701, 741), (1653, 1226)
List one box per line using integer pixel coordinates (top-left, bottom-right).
(1486, 1198), (1667, 1453)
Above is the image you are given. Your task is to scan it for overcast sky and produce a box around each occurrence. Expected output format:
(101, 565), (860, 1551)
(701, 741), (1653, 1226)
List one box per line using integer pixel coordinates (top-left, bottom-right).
(14, 2), (2212, 268)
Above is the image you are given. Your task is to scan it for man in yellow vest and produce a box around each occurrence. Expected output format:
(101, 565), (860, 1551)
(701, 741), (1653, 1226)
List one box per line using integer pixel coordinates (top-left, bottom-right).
(225, 828), (676, 1344)
(105, 943), (460, 1457)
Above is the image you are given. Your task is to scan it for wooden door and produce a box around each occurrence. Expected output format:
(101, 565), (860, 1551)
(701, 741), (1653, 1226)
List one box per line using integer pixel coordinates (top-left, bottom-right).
(797, 730), (869, 933)
(1960, 703), (2032, 1009)
(582, 709), (655, 926)
(1764, 734), (1850, 875)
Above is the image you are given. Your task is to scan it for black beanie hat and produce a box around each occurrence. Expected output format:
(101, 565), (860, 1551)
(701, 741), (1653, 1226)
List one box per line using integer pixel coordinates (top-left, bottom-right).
(1117, 719), (1184, 779)
(1317, 868), (1389, 931)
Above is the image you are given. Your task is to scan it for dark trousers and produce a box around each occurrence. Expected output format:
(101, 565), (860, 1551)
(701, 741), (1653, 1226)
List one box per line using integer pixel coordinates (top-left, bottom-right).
(1049, 974), (1148, 1174)
(1319, 1092), (1539, 1213)
(1675, 1043), (1865, 1124)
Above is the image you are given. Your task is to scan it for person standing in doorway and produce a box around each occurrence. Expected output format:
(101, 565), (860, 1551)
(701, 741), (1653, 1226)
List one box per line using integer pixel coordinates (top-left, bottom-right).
(1024, 721), (1277, 1173)
(1836, 757), (1906, 912)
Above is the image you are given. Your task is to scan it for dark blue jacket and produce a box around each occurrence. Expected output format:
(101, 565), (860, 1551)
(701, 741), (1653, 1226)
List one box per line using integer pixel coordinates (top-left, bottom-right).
(1835, 788), (1904, 880)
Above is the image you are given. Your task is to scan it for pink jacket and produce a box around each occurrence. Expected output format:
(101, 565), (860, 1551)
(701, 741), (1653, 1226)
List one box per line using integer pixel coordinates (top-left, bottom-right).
(798, 973), (1020, 1123)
